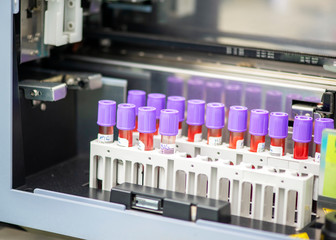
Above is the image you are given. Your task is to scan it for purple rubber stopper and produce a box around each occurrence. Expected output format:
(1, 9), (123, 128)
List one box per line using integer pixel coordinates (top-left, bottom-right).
(245, 87), (262, 110)
(97, 100), (116, 127)
(147, 93), (166, 119)
(292, 116), (313, 143)
(285, 93), (302, 116)
(116, 103), (136, 130)
(249, 109), (269, 136)
(127, 90), (146, 115)
(137, 106), (157, 133)
(228, 106), (248, 132)
(266, 90), (283, 113)
(314, 118), (334, 144)
(206, 81), (223, 103)
(186, 99), (205, 126)
(159, 109), (179, 136)
(225, 84), (242, 108)
(206, 103), (225, 129)
(268, 112), (288, 139)
(167, 96), (185, 122)
(167, 76), (184, 97)
(187, 77), (205, 100)
(304, 96), (321, 103)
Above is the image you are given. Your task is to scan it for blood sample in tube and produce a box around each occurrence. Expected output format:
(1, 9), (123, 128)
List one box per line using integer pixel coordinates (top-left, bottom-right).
(206, 103), (225, 145)
(314, 118), (334, 162)
(159, 109), (179, 154)
(186, 99), (205, 142)
(167, 76), (184, 97)
(228, 106), (248, 149)
(117, 103), (136, 147)
(137, 106), (156, 151)
(187, 77), (205, 100)
(292, 116), (313, 160)
(249, 109), (269, 152)
(167, 96), (185, 138)
(127, 90), (146, 132)
(269, 112), (288, 156)
(147, 93), (166, 135)
(265, 90), (282, 113)
(97, 100), (116, 143)
(205, 81), (223, 103)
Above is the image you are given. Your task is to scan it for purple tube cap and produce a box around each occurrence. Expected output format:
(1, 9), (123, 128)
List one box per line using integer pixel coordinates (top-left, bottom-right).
(314, 118), (334, 144)
(249, 109), (269, 136)
(225, 84), (242, 107)
(292, 116), (313, 143)
(186, 99), (205, 126)
(167, 76), (184, 96)
(127, 90), (146, 115)
(245, 87), (262, 110)
(137, 106), (157, 133)
(187, 78), (205, 100)
(268, 112), (288, 139)
(228, 106), (248, 132)
(147, 93), (166, 119)
(266, 90), (283, 112)
(206, 103), (225, 129)
(116, 103), (136, 130)
(205, 81), (223, 103)
(167, 96), (185, 122)
(159, 109), (179, 136)
(97, 100), (116, 127)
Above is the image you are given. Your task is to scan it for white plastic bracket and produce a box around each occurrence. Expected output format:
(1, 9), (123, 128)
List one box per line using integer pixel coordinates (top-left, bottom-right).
(44, 0), (83, 46)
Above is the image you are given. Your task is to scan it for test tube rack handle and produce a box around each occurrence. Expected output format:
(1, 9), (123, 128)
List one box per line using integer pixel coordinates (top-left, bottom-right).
(90, 140), (314, 229)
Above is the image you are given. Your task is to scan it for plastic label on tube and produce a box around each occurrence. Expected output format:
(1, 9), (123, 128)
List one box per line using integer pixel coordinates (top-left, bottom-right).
(257, 142), (265, 152)
(315, 152), (321, 163)
(194, 133), (202, 142)
(118, 137), (129, 147)
(138, 141), (145, 151)
(177, 129), (182, 138)
(270, 145), (282, 156)
(236, 139), (244, 149)
(160, 143), (175, 154)
(98, 134), (113, 143)
(208, 137), (222, 146)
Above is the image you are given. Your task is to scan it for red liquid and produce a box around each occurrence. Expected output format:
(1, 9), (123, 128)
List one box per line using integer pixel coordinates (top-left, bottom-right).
(119, 130), (133, 147)
(188, 125), (203, 142)
(99, 126), (113, 135)
(133, 117), (138, 132)
(139, 132), (154, 151)
(229, 131), (244, 149)
(293, 142), (309, 160)
(270, 138), (286, 156)
(315, 144), (321, 153)
(154, 119), (160, 135)
(207, 128), (222, 145)
(250, 135), (265, 152)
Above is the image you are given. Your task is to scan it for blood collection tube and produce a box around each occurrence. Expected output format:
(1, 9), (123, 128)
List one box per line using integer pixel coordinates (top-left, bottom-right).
(147, 93), (166, 135)
(137, 106), (156, 151)
(249, 109), (269, 152)
(127, 90), (146, 132)
(186, 99), (205, 142)
(205, 81), (223, 103)
(228, 106), (247, 149)
(292, 116), (313, 160)
(167, 96), (185, 138)
(187, 77), (205, 100)
(268, 112), (288, 156)
(167, 76), (184, 97)
(206, 103), (225, 145)
(265, 90), (282, 113)
(314, 118), (334, 162)
(285, 93), (302, 118)
(159, 109), (179, 154)
(97, 100), (116, 143)
(117, 103), (136, 147)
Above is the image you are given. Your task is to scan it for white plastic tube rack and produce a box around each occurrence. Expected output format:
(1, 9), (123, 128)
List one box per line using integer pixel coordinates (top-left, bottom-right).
(90, 140), (314, 229)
